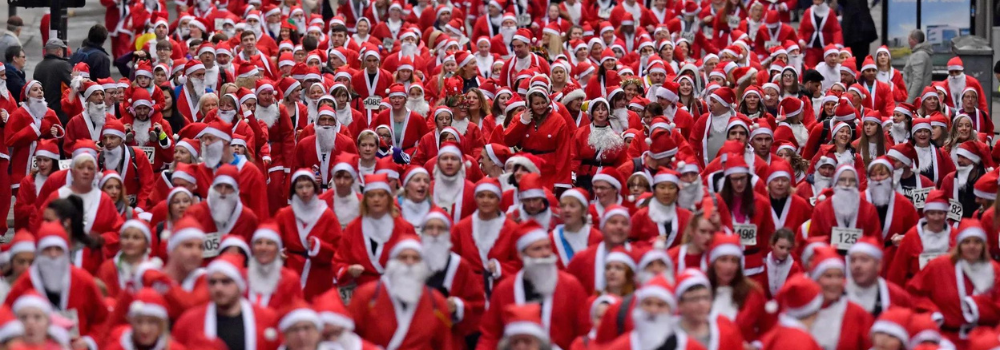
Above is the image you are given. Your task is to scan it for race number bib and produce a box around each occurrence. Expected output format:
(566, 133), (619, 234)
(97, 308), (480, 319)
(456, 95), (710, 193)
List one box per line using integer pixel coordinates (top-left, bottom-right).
(911, 188), (931, 209)
(58, 159), (72, 170)
(830, 227), (862, 250)
(140, 146), (155, 164)
(734, 223), (757, 246)
(203, 232), (222, 258)
(517, 13), (532, 27)
(127, 195), (137, 207)
(681, 31), (695, 43)
(947, 199), (964, 221)
(339, 282), (358, 305)
(765, 40), (780, 49)
(919, 252), (942, 270)
(58, 309), (80, 338)
(598, 7), (612, 18)
(727, 15), (740, 28)
(363, 96), (382, 110)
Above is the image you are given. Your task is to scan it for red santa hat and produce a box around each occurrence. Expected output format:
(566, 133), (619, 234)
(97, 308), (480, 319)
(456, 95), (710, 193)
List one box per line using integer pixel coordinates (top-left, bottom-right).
(656, 81), (679, 102)
(401, 166), (429, 189)
(808, 246), (845, 280)
(600, 205), (630, 230)
(869, 308), (912, 345)
(279, 301), (323, 333)
(859, 55), (877, 72)
(974, 172), (999, 200)
(120, 219), (152, 245)
(332, 153), (360, 182)
(33, 139), (59, 161)
(184, 59), (206, 76)
(512, 28), (533, 45)
(423, 208), (453, 230)
(483, 144), (512, 168)
(219, 235), (250, 259)
(207, 254), (247, 291)
(251, 222), (283, 253)
(724, 154), (751, 177)
(237, 62), (259, 79)
(98, 169), (122, 190)
(172, 163), (198, 189)
(636, 275), (676, 309)
(709, 233), (742, 263)
(592, 167), (624, 192)
(771, 275), (823, 317)
(375, 157), (400, 180)
(709, 87), (735, 108)
(947, 56), (964, 72)
(929, 113), (949, 130)
(893, 103), (915, 118)
(646, 129), (678, 160)
(833, 103), (856, 122)
(846, 236), (883, 261)
(363, 173), (392, 194)
(907, 312), (946, 348)
(12, 292), (52, 315)
(0, 230), (35, 266)
(559, 187), (590, 208)
(474, 177), (503, 197)
(389, 235), (422, 259)
(129, 288), (170, 320)
(733, 67), (757, 85)
(166, 217), (205, 252)
(955, 219), (987, 244)
(36, 221), (68, 252)
(200, 120), (234, 142)
(131, 87), (153, 109)
(886, 142), (916, 168)
(766, 158), (794, 185)
(314, 291), (355, 330)
(958, 141), (992, 168)
(503, 303), (549, 342)
(861, 111), (882, 125)
(866, 156), (894, 175)
(80, 81), (102, 102)
(212, 164), (240, 190)
(0, 305), (21, 343)
(134, 61), (153, 79)
(518, 173), (546, 200)
(653, 168), (680, 186)
(910, 117), (932, 133)
(514, 220), (549, 252)
(102, 118), (127, 140)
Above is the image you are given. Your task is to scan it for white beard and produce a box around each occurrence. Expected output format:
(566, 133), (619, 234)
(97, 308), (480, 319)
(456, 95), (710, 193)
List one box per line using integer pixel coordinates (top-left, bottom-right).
(500, 27), (516, 45)
(522, 255), (558, 296)
(291, 194), (326, 225)
(189, 78), (206, 99)
(432, 169), (465, 209)
(422, 234), (452, 272)
(385, 260), (429, 304)
(814, 174), (832, 190)
(306, 98), (319, 124)
(0, 79), (8, 97)
(257, 103), (279, 128)
(833, 186), (860, 224)
(868, 179), (893, 207)
(36, 255), (69, 292)
(890, 123), (908, 140)
(948, 74), (966, 103)
(788, 54), (803, 71)
(632, 308), (675, 350)
(209, 187), (239, 225)
(133, 119), (152, 145)
(587, 125), (624, 153)
(28, 97), (48, 119)
(957, 165), (974, 190)
(218, 109), (237, 123)
(316, 125), (337, 152)
(400, 43), (418, 58)
(104, 146), (123, 170)
(610, 108), (630, 133)
(267, 22), (281, 35)
(202, 141), (225, 168)
(678, 179), (704, 210)
(893, 168), (904, 185)
(406, 97), (429, 117)
(248, 258), (283, 296)
(87, 102), (107, 124)
(452, 117), (470, 135)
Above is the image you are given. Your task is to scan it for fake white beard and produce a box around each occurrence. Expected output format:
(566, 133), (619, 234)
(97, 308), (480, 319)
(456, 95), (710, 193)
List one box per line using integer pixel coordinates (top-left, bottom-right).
(422, 234), (452, 272)
(500, 27), (516, 44)
(267, 22), (281, 35)
(406, 97), (429, 117)
(0, 79), (8, 97)
(892, 168), (904, 185)
(957, 165), (974, 190)
(788, 54), (803, 70)
(433, 169), (464, 207)
(587, 124), (624, 152)
(522, 255), (559, 296)
(189, 78), (206, 99)
(949, 73), (967, 92)
(248, 258), (283, 296)
(104, 146), (123, 170)
(28, 97), (48, 118)
(385, 260), (429, 304)
(291, 194), (325, 225)
(257, 103), (279, 128)
(610, 108), (630, 133)
(833, 186), (860, 224)
(400, 42), (418, 58)
(306, 98), (319, 124)
(452, 117), (470, 134)
(333, 106), (353, 127)
(87, 102), (106, 123)
(316, 125), (337, 152)
(814, 174), (832, 189)
(202, 141), (225, 168)
(133, 118), (152, 145)
(36, 255), (69, 292)
(218, 109), (237, 123)
(890, 123), (908, 138)
(678, 180), (704, 210)
(648, 199), (677, 223)
(208, 187), (239, 225)
(179, 26), (190, 38)
(868, 179), (893, 207)
(251, 25), (263, 39)
(632, 308), (675, 349)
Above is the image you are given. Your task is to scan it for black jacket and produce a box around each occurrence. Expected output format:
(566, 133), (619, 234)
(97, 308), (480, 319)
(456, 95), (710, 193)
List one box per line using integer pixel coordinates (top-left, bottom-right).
(840, 0), (878, 45)
(4, 63), (25, 104)
(69, 40), (112, 80)
(33, 54), (72, 123)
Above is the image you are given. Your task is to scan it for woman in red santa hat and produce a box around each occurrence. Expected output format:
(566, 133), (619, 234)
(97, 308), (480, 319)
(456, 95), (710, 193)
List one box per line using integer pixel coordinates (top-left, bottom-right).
(499, 153), (545, 211)
(429, 142), (477, 222)
(807, 164), (883, 253)
(668, 210), (717, 273)
(806, 246), (874, 349)
(589, 166), (632, 226)
(714, 155), (774, 277)
(333, 173), (418, 294)
(96, 220), (156, 299)
(907, 219), (1000, 347)
(862, 156), (918, 271)
(551, 187), (604, 269)
(941, 140), (991, 220)
(99, 170), (137, 222)
(910, 117), (956, 185)
(14, 139), (59, 230)
(507, 173), (562, 230)
(319, 154), (364, 230)
(887, 189), (953, 285)
(151, 187), (196, 254)
(275, 170), (341, 300)
(503, 86), (573, 190)
(572, 98), (629, 188)
(767, 158), (811, 232)
(630, 168), (693, 249)
(11, 292), (72, 349)
(955, 88), (994, 138)
(758, 275), (824, 350)
(149, 138), (200, 205)
(7, 80), (63, 199)
(450, 177), (522, 296)
(705, 233), (772, 342)
(673, 268), (746, 350)
(397, 166), (434, 233)
(103, 288), (188, 350)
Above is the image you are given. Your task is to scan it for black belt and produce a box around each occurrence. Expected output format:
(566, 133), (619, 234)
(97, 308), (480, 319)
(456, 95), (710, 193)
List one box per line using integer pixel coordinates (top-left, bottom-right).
(581, 159), (615, 166)
(522, 148), (554, 155)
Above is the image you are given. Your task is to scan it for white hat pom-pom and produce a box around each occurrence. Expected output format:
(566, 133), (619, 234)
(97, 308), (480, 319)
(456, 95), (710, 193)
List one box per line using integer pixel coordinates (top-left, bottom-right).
(646, 137), (653, 146)
(765, 300), (779, 314)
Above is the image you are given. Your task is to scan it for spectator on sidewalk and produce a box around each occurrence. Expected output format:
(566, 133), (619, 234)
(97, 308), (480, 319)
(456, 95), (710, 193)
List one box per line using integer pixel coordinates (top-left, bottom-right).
(840, 0), (878, 68)
(0, 17), (22, 64)
(34, 39), (72, 123)
(904, 29), (933, 103)
(4, 46), (25, 104)
(69, 25), (111, 80)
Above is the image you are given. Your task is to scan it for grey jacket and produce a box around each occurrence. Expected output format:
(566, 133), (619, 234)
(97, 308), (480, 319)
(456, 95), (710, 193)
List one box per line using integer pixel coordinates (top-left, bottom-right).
(0, 31), (20, 64)
(904, 42), (933, 103)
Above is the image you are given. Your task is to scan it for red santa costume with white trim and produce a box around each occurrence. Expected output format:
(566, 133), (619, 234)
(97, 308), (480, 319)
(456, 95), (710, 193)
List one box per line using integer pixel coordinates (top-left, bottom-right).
(505, 173), (563, 230)
(499, 29), (552, 87)
(630, 169), (692, 248)
(450, 178), (523, 294)
(183, 165), (260, 261)
(99, 118), (155, 210)
(767, 159), (812, 232)
(273, 171), (342, 300)
(6, 80), (64, 191)
(63, 81), (112, 149)
(806, 247), (874, 350)
(566, 205), (634, 295)
(117, 88), (175, 173)
(807, 165), (883, 253)
(886, 191), (955, 285)
(421, 210), (487, 349)
(289, 106), (360, 192)
(757, 275), (825, 350)
(550, 188), (604, 269)
(174, 60), (209, 124)
(602, 275), (707, 350)
(943, 57), (989, 111)
(429, 143), (477, 221)
(843, 237), (912, 318)
(193, 120), (269, 219)
(225, 234), (302, 312)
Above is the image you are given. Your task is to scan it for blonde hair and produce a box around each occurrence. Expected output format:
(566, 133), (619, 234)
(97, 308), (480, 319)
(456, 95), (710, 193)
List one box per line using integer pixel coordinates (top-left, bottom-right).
(359, 190), (400, 217)
(197, 93), (219, 114)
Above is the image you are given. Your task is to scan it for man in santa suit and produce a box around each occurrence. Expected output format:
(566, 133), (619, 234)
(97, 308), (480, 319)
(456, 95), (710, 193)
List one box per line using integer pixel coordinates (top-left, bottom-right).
(430, 142), (477, 221)
(174, 60), (210, 123)
(6, 80), (63, 195)
(499, 29), (551, 87)
(476, 220), (590, 350)
(311, 288), (380, 349)
(807, 164), (883, 253)
(567, 205), (633, 295)
(351, 50), (392, 103)
(63, 81), (109, 148)
(450, 177), (522, 297)
(234, 22), (279, 76)
(503, 87), (573, 190)
(421, 210), (486, 349)
(184, 165), (260, 260)
(381, 30), (431, 76)
(943, 57), (988, 111)
(274, 301), (335, 350)
(4, 221), (108, 350)
(489, 14), (519, 58)
(273, 171), (341, 300)
(757, 275), (825, 350)
(753, 11), (797, 58)
(347, 236), (454, 349)
(32, 152), (123, 250)
(887, 190), (953, 285)
(866, 157), (921, 249)
(794, 155), (834, 202)
(196, 120), (269, 218)
(844, 237), (911, 318)
(172, 254), (283, 350)
(98, 118), (155, 209)
(373, 84), (428, 156)
(674, 269), (746, 349)
(289, 106), (359, 192)
(811, 46), (841, 92)
(768, 159), (812, 231)
(690, 87), (739, 166)
(195, 43), (230, 93)
(238, 227), (303, 311)
(806, 247), (874, 349)
(118, 88), (175, 173)
(506, 173), (561, 230)
(472, 1), (505, 41)
(603, 275), (705, 349)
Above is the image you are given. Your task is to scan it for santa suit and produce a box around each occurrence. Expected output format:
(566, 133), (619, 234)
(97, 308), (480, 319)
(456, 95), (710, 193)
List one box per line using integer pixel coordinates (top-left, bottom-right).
(551, 225), (604, 269)
(333, 216), (418, 287)
(195, 157), (269, 219)
(172, 299), (282, 350)
(425, 252), (487, 349)
(770, 194), (812, 231)
(690, 112), (743, 166)
(753, 24), (798, 58)
(373, 110), (428, 155)
(14, 173), (44, 230)
(35, 188), (124, 260)
(4, 264), (110, 346)
(941, 170), (981, 221)
(861, 189), (918, 274)
(572, 125), (630, 183)
(348, 278), (454, 349)
(100, 146), (155, 209)
(102, 326), (189, 350)
(944, 75), (989, 111)
(351, 68), (393, 101)
(64, 109), (113, 150)
(289, 135), (359, 193)
(429, 179), (477, 222)
(807, 196), (883, 253)
(95, 253), (153, 299)
(810, 297), (873, 350)
(752, 252), (802, 299)
(914, 144), (955, 185)
(182, 200), (260, 259)
(450, 213), (522, 294)
(667, 18), (719, 59)
(118, 112), (176, 172)
(603, 330), (706, 350)
(797, 5), (843, 67)
(566, 242), (632, 295)
(476, 270), (591, 350)
(758, 315), (823, 350)
(887, 218), (955, 285)
(907, 255), (1000, 345)
(846, 277), (912, 318)
(669, 244), (709, 273)
(248, 267), (304, 311)
(715, 194), (776, 276)
(250, 104), (296, 210)
(274, 204), (341, 300)
(629, 201), (692, 248)
(5, 105), (63, 190)
(174, 84), (207, 123)
(503, 112), (573, 189)
(500, 53), (552, 88)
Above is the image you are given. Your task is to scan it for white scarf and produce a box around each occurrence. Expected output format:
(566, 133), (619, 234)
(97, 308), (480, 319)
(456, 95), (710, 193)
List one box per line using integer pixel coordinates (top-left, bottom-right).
(400, 198), (431, 228)
(333, 193), (360, 228)
(362, 214), (394, 243)
(846, 279), (878, 312)
(710, 286), (739, 321)
(960, 259), (995, 294)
